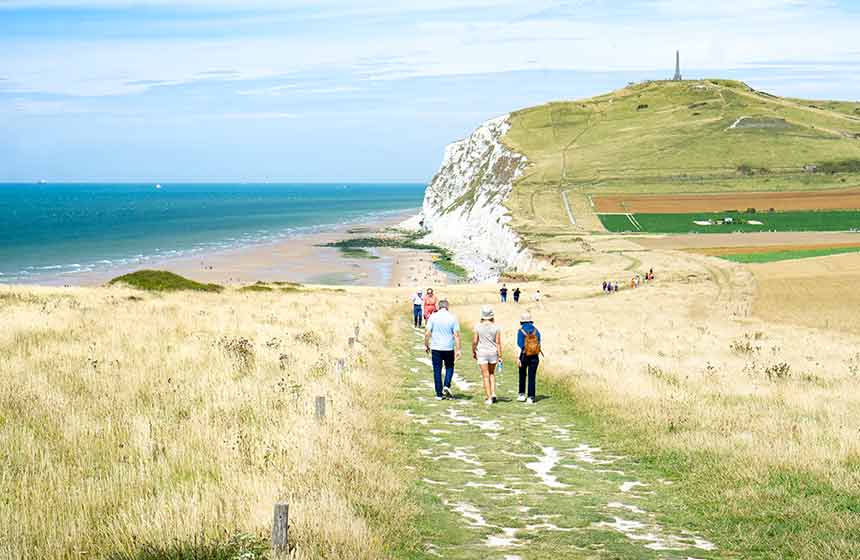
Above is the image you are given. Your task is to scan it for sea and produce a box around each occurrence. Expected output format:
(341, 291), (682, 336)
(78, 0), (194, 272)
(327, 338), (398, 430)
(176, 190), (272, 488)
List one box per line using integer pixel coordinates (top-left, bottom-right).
(0, 182), (426, 285)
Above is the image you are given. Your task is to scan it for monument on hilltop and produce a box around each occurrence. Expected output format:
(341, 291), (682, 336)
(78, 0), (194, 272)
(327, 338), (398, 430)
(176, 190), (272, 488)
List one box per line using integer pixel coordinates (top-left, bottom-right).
(672, 50), (682, 81)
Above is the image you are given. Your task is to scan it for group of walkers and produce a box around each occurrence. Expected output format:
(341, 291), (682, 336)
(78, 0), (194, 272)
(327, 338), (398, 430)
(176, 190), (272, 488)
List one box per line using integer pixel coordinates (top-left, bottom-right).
(499, 283), (540, 304)
(413, 288), (543, 405)
(602, 268), (656, 294)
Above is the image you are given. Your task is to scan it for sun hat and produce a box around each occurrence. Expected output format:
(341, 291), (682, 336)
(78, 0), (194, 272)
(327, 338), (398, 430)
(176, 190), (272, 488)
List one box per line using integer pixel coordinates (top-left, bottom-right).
(520, 311), (533, 323)
(480, 306), (494, 320)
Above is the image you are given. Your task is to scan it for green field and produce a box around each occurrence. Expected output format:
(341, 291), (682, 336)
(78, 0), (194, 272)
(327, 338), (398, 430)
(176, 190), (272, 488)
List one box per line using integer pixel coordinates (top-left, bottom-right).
(719, 246), (860, 263)
(599, 210), (860, 233)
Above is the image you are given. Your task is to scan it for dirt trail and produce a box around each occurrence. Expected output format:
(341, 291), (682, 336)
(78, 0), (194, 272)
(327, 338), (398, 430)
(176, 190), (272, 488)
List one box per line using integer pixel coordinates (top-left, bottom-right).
(396, 325), (718, 559)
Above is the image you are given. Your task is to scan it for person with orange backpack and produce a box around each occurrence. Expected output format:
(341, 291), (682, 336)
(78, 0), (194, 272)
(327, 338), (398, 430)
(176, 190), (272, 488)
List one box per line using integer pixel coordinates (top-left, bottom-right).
(516, 311), (542, 404)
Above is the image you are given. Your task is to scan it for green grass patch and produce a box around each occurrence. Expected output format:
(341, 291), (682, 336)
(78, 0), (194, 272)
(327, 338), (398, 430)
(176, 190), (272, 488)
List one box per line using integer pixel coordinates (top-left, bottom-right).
(338, 247), (380, 259)
(239, 282), (274, 292)
(105, 533), (268, 560)
(599, 210), (860, 233)
(719, 246), (860, 263)
(238, 281), (305, 293)
(108, 270), (222, 293)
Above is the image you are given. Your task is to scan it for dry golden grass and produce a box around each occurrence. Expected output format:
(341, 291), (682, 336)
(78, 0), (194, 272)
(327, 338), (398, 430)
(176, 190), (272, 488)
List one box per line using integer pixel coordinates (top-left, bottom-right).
(0, 284), (413, 560)
(435, 241), (860, 556)
(751, 251), (860, 335)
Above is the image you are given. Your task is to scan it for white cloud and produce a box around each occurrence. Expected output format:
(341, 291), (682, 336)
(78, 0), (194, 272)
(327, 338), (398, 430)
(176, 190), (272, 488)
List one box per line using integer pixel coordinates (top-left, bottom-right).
(237, 84), (298, 96)
(1, 0), (858, 97)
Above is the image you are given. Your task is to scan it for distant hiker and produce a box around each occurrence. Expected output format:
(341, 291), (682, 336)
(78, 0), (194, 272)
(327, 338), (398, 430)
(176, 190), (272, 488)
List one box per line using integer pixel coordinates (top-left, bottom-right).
(517, 312), (542, 404)
(513, 287), (521, 303)
(533, 289), (542, 303)
(423, 288), (438, 320)
(500, 284), (508, 303)
(412, 290), (424, 328)
(613, 282), (619, 292)
(425, 299), (461, 400)
(473, 306), (502, 405)
(602, 280), (608, 293)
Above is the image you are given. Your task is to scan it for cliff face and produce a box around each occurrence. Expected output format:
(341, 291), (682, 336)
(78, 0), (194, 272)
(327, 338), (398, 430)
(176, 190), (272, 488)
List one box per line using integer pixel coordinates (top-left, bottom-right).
(406, 115), (536, 282)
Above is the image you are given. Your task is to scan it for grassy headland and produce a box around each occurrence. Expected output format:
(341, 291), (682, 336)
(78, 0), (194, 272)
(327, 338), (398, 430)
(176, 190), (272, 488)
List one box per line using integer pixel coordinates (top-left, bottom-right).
(500, 79), (860, 252)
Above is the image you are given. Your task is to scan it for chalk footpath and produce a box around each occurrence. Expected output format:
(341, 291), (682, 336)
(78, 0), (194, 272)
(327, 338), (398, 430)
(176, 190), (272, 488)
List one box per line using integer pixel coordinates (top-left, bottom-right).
(396, 325), (717, 560)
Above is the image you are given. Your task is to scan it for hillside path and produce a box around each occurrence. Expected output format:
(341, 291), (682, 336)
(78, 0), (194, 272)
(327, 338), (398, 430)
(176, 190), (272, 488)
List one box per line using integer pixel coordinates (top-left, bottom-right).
(396, 324), (718, 560)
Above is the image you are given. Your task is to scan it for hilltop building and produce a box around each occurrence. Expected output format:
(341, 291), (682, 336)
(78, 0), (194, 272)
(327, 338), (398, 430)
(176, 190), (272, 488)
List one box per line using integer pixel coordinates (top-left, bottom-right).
(673, 50), (682, 81)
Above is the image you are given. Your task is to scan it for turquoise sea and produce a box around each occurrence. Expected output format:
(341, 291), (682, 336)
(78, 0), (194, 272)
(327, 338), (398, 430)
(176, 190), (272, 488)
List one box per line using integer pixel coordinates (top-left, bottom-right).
(0, 183), (425, 284)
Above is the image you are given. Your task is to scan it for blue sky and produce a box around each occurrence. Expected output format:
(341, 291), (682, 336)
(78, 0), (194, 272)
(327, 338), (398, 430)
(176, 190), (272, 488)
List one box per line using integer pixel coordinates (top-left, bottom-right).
(2, 0), (859, 182)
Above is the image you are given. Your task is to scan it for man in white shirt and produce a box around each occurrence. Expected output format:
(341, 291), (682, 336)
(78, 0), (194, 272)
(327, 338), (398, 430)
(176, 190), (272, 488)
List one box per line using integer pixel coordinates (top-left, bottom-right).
(412, 290), (424, 328)
(424, 299), (461, 399)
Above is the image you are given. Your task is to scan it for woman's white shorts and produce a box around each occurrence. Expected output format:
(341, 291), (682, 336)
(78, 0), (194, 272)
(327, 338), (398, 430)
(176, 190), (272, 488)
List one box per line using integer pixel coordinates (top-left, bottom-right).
(477, 352), (499, 365)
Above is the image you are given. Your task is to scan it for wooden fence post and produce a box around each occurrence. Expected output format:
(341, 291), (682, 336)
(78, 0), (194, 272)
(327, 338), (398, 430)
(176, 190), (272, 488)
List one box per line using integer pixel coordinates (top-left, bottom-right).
(315, 396), (326, 420)
(272, 503), (289, 555)
(348, 337), (355, 349)
(336, 358), (346, 378)
(354, 324), (360, 337)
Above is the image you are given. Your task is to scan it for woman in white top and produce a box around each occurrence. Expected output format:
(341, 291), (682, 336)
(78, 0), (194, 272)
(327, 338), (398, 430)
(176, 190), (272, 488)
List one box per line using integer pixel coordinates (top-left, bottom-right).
(472, 306), (502, 404)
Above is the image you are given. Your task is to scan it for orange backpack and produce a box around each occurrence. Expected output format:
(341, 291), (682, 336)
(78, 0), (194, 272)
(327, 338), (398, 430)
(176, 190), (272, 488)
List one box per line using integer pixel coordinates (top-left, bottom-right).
(520, 328), (541, 357)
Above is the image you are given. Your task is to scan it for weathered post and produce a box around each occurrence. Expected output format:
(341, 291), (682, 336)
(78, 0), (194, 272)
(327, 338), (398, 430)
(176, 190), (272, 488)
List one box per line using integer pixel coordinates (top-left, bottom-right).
(315, 396), (326, 420)
(272, 503), (289, 555)
(354, 324), (360, 337)
(348, 336), (355, 349)
(336, 358), (346, 378)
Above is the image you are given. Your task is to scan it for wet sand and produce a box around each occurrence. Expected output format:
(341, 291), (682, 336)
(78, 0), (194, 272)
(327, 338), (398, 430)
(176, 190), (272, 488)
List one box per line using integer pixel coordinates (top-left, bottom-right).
(52, 211), (449, 289)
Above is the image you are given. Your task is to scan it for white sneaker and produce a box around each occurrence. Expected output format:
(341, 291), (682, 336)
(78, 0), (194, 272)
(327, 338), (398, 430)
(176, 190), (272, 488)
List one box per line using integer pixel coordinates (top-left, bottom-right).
(484, 398), (493, 405)
(517, 394), (527, 402)
(434, 396), (444, 401)
(442, 386), (453, 399)
(526, 397), (535, 404)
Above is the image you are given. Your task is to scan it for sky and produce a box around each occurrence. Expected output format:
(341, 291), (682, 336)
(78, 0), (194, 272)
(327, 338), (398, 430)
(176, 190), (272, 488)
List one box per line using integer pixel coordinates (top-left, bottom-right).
(1, 0), (859, 182)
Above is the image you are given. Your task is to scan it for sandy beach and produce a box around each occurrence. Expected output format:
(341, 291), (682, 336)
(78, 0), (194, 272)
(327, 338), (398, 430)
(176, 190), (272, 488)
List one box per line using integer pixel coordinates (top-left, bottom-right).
(47, 210), (449, 289)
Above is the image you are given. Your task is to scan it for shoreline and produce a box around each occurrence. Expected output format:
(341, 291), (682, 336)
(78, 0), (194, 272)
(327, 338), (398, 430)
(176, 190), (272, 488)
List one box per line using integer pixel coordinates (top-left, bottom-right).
(19, 209), (450, 289)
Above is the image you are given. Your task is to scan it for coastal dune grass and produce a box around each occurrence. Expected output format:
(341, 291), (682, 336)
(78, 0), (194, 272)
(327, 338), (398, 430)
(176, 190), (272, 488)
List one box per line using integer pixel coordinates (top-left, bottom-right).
(108, 270), (223, 292)
(0, 284), (415, 559)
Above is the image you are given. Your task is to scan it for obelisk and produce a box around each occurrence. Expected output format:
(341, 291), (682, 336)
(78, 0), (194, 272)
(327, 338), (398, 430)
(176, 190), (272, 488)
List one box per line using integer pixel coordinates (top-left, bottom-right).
(673, 50), (682, 81)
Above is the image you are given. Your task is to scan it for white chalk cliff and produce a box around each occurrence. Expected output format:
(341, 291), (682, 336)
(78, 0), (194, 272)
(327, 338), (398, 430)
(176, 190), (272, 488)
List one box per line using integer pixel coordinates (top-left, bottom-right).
(402, 115), (537, 282)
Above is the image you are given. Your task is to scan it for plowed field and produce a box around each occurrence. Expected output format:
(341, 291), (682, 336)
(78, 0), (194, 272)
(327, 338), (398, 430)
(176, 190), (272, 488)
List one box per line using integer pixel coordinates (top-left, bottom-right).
(593, 188), (860, 214)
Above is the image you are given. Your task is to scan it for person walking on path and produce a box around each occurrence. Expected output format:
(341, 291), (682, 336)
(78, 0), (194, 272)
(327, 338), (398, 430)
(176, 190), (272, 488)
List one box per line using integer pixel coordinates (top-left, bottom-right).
(423, 288), (438, 321)
(412, 290), (424, 328)
(517, 312), (542, 404)
(500, 284), (508, 303)
(425, 299), (461, 400)
(472, 306), (502, 405)
(513, 287), (521, 303)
